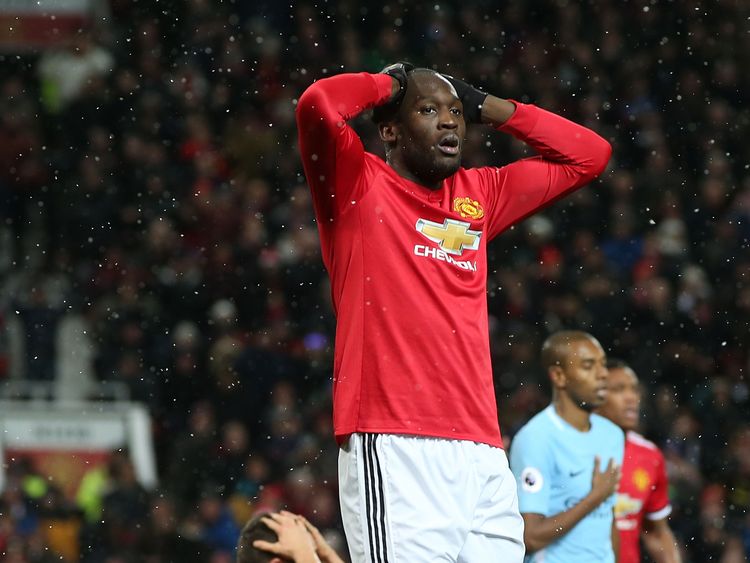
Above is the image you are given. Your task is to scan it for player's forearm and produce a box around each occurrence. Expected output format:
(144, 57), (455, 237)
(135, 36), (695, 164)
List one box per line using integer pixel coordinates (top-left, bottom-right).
(480, 95), (516, 126)
(612, 519), (620, 563)
(643, 526), (682, 563)
(319, 551), (345, 563)
(296, 72), (392, 213)
(296, 72), (394, 132)
(523, 496), (600, 552)
(497, 102), (612, 183)
(316, 542), (346, 563)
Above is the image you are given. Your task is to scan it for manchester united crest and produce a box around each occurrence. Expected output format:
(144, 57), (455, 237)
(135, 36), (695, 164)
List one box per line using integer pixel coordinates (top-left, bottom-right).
(453, 197), (484, 220)
(633, 467), (651, 492)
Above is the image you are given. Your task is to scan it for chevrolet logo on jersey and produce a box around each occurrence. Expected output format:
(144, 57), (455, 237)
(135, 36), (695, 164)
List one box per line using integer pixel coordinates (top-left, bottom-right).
(415, 218), (481, 256)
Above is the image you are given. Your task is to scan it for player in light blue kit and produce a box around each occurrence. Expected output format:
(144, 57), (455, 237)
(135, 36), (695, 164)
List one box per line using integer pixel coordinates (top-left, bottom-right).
(510, 331), (625, 563)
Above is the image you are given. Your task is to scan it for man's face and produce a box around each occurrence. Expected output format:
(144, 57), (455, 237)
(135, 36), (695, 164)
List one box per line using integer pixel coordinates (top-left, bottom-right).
(389, 72), (466, 185)
(596, 367), (641, 431)
(559, 338), (609, 411)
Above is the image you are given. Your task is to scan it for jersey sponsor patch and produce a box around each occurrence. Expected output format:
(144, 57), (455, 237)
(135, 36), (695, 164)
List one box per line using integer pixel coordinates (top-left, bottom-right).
(413, 245), (478, 271)
(521, 467), (544, 492)
(615, 492), (643, 518)
(415, 217), (481, 256)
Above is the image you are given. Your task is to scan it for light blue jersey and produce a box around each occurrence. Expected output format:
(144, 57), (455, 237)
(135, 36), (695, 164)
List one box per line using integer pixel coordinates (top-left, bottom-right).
(509, 404), (625, 563)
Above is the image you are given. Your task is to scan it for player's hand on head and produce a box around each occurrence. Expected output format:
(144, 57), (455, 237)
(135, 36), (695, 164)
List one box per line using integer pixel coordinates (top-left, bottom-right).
(589, 456), (621, 505)
(280, 512), (345, 563)
(440, 74), (487, 124)
(372, 61), (414, 124)
(253, 512), (321, 562)
(380, 61), (415, 102)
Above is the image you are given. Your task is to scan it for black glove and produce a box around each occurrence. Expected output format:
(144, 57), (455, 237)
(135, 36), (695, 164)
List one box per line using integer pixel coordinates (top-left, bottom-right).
(371, 61), (414, 124)
(441, 74), (487, 124)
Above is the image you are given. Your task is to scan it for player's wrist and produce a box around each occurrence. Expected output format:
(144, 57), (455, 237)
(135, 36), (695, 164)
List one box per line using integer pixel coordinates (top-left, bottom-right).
(389, 76), (401, 100)
(319, 544), (335, 556)
(289, 544), (322, 563)
(441, 74), (487, 124)
(318, 551), (341, 563)
(583, 490), (606, 508)
(372, 61), (414, 123)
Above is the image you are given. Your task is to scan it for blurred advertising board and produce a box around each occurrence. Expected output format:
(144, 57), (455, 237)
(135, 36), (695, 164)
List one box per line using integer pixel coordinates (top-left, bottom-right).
(0, 0), (104, 51)
(0, 401), (157, 498)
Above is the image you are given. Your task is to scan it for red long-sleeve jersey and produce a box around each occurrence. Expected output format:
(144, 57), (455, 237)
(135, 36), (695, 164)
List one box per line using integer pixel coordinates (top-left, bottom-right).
(615, 431), (673, 563)
(296, 72), (611, 447)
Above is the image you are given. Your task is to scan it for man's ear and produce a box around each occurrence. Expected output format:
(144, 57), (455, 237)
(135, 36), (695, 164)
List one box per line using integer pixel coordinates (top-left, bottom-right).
(549, 365), (567, 390)
(378, 121), (398, 143)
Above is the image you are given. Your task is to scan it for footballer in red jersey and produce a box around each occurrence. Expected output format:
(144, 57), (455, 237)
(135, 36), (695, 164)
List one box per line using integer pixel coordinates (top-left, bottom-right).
(296, 63), (611, 562)
(597, 360), (682, 563)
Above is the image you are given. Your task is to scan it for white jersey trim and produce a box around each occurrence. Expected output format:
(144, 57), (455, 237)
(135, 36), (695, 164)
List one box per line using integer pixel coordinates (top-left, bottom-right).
(626, 430), (658, 450)
(645, 504), (672, 521)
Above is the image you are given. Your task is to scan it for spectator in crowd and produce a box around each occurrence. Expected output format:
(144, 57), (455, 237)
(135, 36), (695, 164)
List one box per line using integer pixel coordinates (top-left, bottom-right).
(140, 496), (210, 562)
(198, 491), (241, 557)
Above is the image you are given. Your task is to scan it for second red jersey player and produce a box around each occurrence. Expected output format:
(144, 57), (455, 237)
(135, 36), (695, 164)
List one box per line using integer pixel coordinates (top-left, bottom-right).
(597, 361), (682, 563)
(618, 431), (673, 561)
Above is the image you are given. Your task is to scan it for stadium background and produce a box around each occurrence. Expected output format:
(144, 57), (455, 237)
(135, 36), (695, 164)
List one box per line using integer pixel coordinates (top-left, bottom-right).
(0, 0), (748, 561)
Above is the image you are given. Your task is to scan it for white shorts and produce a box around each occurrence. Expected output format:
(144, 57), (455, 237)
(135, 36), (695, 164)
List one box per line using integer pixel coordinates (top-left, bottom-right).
(338, 433), (525, 563)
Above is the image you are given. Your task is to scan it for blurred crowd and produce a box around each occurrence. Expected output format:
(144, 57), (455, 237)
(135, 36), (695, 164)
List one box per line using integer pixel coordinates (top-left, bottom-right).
(0, 0), (749, 561)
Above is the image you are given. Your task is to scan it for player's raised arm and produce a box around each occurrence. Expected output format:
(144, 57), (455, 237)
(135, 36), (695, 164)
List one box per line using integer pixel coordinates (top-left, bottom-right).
(443, 73), (611, 178)
(491, 96), (612, 182)
(440, 75), (515, 126)
(295, 69), (399, 220)
(442, 74), (612, 238)
(493, 97), (612, 235)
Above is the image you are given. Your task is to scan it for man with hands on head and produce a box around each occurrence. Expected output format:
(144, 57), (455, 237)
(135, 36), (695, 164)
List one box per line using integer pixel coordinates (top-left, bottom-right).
(296, 62), (611, 562)
(510, 331), (625, 563)
(596, 360), (682, 563)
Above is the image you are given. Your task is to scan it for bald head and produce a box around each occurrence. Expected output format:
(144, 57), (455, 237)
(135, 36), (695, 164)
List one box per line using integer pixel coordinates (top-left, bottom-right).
(372, 68), (458, 125)
(392, 70), (457, 120)
(541, 330), (601, 371)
